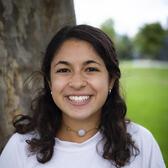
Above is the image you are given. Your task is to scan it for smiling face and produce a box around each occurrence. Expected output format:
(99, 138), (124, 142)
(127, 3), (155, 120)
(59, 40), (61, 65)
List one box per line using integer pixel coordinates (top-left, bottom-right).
(50, 39), (114, 124)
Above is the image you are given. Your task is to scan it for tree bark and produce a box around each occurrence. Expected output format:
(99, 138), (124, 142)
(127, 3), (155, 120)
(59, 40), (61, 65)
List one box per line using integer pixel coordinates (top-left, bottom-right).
(0, 0), (76, 152)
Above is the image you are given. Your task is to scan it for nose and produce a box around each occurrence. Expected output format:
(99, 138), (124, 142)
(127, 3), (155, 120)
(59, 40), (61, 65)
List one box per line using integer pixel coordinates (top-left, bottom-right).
(68, 73), (87, 89)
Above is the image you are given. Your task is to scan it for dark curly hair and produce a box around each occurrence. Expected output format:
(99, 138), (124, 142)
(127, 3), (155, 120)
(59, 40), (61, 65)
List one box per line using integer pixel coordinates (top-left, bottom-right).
(13, 25), (139, 167)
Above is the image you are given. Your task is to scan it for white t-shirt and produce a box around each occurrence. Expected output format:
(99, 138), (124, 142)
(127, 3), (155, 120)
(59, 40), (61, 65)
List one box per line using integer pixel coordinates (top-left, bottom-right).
(0, 123), (166, 168)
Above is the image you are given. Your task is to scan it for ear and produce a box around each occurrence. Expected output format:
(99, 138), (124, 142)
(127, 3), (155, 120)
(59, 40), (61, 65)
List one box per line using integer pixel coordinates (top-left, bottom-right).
(109, 77), (116, 90)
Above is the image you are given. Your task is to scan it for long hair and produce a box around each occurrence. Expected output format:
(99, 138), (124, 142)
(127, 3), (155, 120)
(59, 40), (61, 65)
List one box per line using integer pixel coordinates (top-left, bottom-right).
(13, 25), (139, 167)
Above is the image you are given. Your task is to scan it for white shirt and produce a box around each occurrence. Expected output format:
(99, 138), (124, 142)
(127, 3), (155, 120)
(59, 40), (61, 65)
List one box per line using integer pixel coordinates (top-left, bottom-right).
(0, 123), (166, 168)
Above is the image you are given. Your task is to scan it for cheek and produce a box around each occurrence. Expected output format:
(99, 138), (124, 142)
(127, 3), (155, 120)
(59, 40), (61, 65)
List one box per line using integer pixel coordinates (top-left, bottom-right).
(51, 78), (67, 92)
(50, 79), (67, 106)
(89, 76), (109, 92)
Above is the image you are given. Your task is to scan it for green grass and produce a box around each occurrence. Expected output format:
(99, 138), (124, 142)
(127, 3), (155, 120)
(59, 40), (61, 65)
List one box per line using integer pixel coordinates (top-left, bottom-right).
(120, 61), (168, 166)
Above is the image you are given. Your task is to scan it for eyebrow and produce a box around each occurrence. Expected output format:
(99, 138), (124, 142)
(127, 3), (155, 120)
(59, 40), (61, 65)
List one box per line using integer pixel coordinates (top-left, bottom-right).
(54, 60), (101, 67)
(83, 60), (101, 66)
(54, 61), (70, 67)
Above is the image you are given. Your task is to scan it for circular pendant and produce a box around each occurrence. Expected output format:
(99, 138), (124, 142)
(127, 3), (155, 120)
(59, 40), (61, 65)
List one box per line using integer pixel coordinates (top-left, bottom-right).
(77, 129), (86, 137)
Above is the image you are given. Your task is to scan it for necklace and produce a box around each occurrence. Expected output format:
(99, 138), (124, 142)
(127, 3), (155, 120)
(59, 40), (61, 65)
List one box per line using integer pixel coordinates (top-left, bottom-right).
(65, 125), (99, 137)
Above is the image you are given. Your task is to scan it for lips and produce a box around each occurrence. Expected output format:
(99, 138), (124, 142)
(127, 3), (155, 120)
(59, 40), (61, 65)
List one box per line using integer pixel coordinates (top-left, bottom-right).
(65, 95), (91, 106)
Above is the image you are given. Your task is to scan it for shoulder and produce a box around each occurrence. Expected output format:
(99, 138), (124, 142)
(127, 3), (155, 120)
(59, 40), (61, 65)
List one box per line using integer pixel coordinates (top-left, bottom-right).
(0, 132), (35, 168)
(2, 133), (26, 150)
(7, 132), (35, 145)
(126, 122), (166, 167)
(1, 132), (37, 157)
(126, 122), (159, 153)
(126, 122), (154, 140)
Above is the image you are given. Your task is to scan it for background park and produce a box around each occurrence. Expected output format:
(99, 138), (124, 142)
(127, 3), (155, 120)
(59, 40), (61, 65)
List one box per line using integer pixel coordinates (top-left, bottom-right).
(0, 0), (168, 166)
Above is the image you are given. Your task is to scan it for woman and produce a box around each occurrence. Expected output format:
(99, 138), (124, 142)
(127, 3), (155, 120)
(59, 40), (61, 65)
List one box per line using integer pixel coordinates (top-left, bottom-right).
(0, 25), (165, 168)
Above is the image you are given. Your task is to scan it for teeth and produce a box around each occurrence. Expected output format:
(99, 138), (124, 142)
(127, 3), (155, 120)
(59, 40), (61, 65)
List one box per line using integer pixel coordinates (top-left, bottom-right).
(68, 96), (90, 102)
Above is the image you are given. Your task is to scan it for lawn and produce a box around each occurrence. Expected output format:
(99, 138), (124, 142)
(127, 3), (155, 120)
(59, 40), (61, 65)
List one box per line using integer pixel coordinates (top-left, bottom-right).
(120, 61), (168, 166)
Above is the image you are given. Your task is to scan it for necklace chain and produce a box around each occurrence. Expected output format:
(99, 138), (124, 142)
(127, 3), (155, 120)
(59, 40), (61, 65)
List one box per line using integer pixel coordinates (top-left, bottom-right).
(65, 125), (99, 137)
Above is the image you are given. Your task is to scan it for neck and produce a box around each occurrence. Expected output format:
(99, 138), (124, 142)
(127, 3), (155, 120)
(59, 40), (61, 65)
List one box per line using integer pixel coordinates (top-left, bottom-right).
(56, 115), (100, 143)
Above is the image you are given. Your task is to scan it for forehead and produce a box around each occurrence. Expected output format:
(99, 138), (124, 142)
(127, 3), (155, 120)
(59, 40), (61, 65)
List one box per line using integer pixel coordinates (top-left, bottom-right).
(52, 39), (104, 64)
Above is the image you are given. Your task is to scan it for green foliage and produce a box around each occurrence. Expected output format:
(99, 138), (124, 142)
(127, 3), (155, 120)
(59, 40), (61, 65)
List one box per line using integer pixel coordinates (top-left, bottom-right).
(101, 18), (134, 60)
(134, 22), (167, 59)
(100, 18), (116, 40)
(100, 19), (168, 60)
(120, 62), (168, 166)
(116, 35), (133, 60)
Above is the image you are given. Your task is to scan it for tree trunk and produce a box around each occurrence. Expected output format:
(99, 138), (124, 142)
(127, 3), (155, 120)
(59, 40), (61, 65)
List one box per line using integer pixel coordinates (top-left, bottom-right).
(0, 0), (76, 152)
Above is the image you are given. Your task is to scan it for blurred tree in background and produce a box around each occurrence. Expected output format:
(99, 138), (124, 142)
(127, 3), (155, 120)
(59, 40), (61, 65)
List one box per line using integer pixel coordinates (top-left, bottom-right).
(100, 19), (168, 60)
(0, 0), (76, 152)
(116, 35), (133, 60)
(100, 18), (116, 41)
(134, 22), (167, 60)
(101, 19), (133, 60)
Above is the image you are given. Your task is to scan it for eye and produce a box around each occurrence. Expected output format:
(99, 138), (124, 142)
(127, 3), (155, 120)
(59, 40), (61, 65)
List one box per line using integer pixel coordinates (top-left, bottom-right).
(56, 68), (71, 73)
(85, 67), (99, 72)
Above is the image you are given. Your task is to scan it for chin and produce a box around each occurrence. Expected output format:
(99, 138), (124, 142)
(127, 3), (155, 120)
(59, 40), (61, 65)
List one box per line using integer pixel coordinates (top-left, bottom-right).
(66, 110), (100, 121)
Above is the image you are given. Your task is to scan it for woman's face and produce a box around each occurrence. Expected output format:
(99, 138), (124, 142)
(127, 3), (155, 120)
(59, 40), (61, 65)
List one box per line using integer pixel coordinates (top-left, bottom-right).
(50, 39), (114, 123)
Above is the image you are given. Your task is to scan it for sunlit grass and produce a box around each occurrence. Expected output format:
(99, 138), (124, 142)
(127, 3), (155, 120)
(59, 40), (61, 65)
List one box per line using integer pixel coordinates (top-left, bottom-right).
(120, 61), (168, 166)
